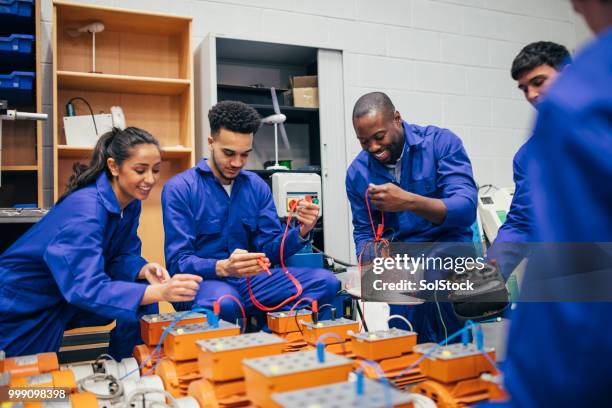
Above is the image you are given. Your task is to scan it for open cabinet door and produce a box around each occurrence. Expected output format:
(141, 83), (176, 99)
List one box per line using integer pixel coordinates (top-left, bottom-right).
(318, 48), (352, 264)
(195, 34), (218, 160)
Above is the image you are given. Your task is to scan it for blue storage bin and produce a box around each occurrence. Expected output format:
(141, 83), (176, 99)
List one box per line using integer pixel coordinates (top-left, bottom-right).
(0, 34), (33, 54)
(0, 71), (34, 105)
(0, 0), (34, 18)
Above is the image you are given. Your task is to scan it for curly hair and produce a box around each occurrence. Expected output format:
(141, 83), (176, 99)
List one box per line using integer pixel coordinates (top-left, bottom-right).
(208, 100), (261, 136)
(511, 41), (572, 80)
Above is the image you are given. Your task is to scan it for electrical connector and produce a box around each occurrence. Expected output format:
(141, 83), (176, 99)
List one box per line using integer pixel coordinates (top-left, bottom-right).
(356, 369), (364, 396)
(316, 342), (325, 363)
(312, 300), (319, 324)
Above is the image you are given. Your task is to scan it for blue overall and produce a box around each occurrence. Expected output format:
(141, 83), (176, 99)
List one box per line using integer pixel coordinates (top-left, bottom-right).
(162, 159), (339, 323)
(499, 29), (612, 407)
(486, 138), (534, 279)
(0, 173), (156, 359)
(346, 120), (477, 342)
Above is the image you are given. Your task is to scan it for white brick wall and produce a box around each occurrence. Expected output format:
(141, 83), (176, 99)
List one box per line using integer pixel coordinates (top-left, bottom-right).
(40, 0), (590, 205)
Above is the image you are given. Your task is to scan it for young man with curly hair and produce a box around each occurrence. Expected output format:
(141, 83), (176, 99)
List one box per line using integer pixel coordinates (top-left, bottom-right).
(162, 101), (339, 323)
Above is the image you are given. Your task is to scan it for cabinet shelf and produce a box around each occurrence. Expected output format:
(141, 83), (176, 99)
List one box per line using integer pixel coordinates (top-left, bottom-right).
(0, 165), (38, 171)
(57, 71), (190, 95)
(57, 145), (192, 159)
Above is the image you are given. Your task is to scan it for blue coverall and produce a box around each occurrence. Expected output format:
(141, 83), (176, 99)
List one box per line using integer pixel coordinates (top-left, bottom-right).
(486, 139), (534, 279)
(162, 159), (339, 323)
(499, 29), (612, 407)
(0, 173), (156, 359)
(346, 120), (477, 342)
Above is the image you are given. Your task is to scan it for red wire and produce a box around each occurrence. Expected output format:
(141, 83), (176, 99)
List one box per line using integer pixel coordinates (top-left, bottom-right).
(364, 189), (385, 241)
(290, 297), (316, 312)
(247, 201), (304, 312)
(215, 294), (247, 333)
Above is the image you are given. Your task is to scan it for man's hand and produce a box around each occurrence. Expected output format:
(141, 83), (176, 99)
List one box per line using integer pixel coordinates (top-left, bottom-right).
(138, 262), (170, 284)
(216, 249), (271, 278)
(296, 200), (320, 237)
(367, 183), (414, 212)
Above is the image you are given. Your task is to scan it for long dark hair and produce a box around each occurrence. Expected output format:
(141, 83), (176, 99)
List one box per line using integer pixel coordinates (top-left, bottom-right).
(59, 127), (160, 203)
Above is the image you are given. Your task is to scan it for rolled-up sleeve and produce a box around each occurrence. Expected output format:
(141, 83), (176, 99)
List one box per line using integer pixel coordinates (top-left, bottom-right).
(435, 130), (478, 228)
(162, 180), (218, 280)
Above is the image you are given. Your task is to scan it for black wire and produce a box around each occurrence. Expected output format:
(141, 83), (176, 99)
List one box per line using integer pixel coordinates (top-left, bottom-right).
(68, 97), (98, 135)
(311, 245), (356, 267)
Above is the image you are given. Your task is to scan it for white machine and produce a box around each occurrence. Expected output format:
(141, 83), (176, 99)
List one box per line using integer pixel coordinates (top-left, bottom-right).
(478, 186), (514, 243)
(63, 105), (126, 147)
(271, 172), (321, 218)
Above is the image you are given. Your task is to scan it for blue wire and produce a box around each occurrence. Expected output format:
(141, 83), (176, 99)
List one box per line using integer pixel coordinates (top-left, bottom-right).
(119, 307), (214, 381)
(358, 360), (392, 408)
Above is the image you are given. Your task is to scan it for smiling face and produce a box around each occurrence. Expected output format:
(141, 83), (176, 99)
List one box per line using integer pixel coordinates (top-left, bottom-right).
(353, 110), (405, 164)
(107, 143), (161, 207)
(516, 64), (560, 106)
(208, 127), (253, 184)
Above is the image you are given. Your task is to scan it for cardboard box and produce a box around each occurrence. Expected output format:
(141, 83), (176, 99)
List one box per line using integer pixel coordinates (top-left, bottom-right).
(291, 75), (319, 108)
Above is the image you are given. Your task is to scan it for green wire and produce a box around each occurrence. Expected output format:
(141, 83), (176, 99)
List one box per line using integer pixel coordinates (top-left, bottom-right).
(434, 290), (448, 346)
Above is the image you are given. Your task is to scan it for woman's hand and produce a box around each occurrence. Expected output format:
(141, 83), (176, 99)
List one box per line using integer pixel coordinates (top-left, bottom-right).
(138, 262), (170, 284)
(142, 274), (203, 304)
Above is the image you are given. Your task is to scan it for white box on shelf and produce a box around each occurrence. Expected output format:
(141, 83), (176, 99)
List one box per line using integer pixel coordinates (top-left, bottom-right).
(63, 114), (113, 147)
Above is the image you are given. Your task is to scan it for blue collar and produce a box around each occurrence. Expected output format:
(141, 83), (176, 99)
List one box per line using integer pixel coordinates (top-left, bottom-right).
(96, 172), (122, 215)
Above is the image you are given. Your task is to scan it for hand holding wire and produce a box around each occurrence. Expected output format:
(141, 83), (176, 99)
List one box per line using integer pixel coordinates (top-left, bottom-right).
(139, 262), (170, 284)
(296, 199), (320, 237)
(216, 249), (270, 278)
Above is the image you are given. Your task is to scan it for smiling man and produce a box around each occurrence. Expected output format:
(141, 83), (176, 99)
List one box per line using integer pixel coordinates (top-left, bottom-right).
(162, 101), (339, 323)
(345, 92), (477, 342)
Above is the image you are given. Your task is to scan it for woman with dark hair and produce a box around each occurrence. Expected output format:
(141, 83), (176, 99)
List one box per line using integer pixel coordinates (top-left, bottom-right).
(0, 127), (202, 359)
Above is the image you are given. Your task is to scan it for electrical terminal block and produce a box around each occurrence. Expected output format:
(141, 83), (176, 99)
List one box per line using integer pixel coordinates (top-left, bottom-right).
(413, 342), (497, 383)
(10, 370), (77, 391)
(300, 318), (360, 346)
(140, 312), (207, 346)
(267, 310), (313, 334)
(0, 352), (59, 378)
(197, 332), (286, 382)
(350, 328), (417, 360)
(272, 377), (414, 408)
(163, 321), (240, 362)
(242, 350), (353, 407)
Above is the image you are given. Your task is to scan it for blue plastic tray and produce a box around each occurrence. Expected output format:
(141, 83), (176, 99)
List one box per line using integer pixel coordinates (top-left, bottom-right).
(0, 34), (33, 53)
(0, 71), (34, 104)
(0, 0), (34, 18)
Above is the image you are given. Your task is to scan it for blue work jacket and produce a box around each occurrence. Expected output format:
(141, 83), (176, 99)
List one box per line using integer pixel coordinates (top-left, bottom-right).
(0, 173), (148, 353)
(501, 29), (612, 407)
(346, 120), (477, 254)
(162, 159), (308, 280)
(487, 138), (534, 279)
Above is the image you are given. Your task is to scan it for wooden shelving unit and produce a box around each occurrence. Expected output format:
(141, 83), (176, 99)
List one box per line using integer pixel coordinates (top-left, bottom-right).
(0, 0), (42, 208)
(52, 1), (194, 264)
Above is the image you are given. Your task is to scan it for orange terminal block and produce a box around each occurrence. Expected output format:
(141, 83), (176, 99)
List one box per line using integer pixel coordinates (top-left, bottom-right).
(267, 310), (313, 335)
(350, 328), (424, 387)
(163, 321), (241, 362)
(300, 317), (359, 346)
(140, 312), (207, 346)
(197, 332), (286, 382)
(10, 370), (77, 391)
(242, 350), (353, 408)
(0, 352), (59, 378)
(411, 342), (500, 408)
(155, 358), (201, 398)
(271, 377), (414, 408)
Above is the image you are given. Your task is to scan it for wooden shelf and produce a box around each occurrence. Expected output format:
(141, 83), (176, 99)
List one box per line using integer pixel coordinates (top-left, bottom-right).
(57, 145), (192, 159)
(58, 71), (190, 95)
(1, 165), (38, 171)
